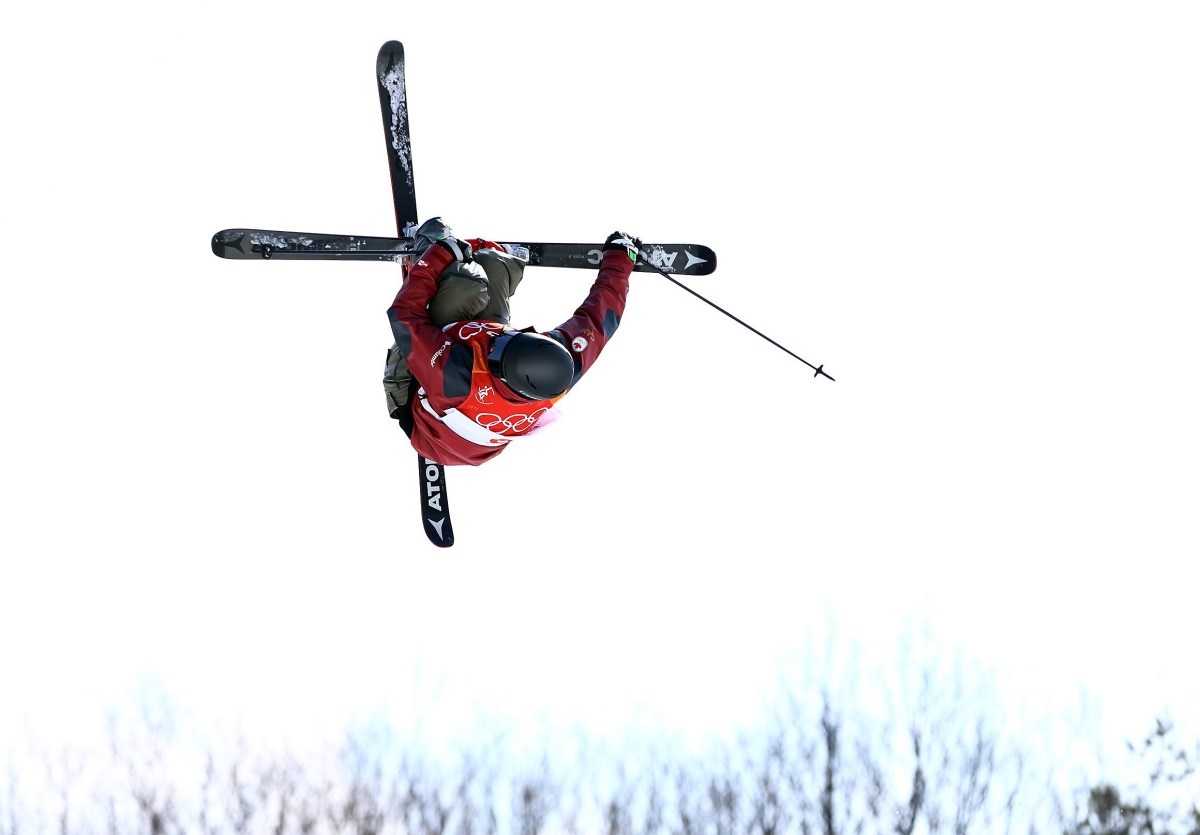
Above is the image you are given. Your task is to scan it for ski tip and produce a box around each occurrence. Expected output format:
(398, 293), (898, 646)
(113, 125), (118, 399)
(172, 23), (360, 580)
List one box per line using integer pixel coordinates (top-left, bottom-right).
(210, 229), (242, 258)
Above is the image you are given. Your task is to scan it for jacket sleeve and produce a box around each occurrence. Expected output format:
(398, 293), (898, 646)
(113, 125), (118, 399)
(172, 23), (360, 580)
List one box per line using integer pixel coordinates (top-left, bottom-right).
(387, 245), (469, 403)
(547, 248), (633, 387)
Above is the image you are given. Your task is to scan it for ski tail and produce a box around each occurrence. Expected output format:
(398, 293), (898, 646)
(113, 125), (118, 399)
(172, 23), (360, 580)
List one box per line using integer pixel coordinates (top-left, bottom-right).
(417, 456), (454, 547)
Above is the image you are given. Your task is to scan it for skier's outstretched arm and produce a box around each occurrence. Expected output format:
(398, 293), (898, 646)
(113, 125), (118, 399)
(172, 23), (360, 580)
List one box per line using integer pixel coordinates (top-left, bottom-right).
(548, 232), (639, 385)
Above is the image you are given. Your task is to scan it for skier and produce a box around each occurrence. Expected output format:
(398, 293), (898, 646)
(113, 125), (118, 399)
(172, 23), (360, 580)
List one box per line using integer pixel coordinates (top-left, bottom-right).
(384, 217), (641, 466)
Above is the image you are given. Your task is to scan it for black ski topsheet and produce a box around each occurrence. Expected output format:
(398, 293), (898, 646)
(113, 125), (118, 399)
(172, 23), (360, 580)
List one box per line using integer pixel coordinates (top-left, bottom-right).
(211, 229), (410, 261)
(210, 228), (718, 276)
(377, 41), (418, 235)
(521, 241), (717, 276)
(417, 455), (454, 547)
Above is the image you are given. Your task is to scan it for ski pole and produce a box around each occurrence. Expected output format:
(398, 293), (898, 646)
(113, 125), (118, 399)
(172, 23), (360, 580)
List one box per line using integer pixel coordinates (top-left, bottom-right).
(642, 261), (835, 381)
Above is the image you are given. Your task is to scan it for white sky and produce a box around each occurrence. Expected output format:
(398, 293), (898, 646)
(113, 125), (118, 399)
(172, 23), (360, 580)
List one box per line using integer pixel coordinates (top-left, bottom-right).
(2, 0), (1197, 766)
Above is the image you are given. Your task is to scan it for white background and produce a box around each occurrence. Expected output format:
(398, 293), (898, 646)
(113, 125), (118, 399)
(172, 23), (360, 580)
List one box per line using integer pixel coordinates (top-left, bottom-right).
(2, 0), (1197, 763)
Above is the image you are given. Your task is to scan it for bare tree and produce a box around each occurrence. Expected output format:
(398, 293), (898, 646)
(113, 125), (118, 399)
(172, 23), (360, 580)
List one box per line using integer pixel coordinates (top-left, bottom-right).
(511, 755), (558, 835)
(1065, 716), (1200, 835)
(104, 697), (183, 835)
(9, 627), (1196, 835)
(736, 731), (790, 835)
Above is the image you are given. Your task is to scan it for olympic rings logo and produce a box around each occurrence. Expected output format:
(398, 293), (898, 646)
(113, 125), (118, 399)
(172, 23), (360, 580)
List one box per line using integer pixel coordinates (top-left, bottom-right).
(457, 321), (505, 340)
(475, 408), (548, 433)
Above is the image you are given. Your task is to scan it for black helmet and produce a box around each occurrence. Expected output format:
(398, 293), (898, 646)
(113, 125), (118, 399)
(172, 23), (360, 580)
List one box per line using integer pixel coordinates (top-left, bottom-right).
(487, 331), (574, 400)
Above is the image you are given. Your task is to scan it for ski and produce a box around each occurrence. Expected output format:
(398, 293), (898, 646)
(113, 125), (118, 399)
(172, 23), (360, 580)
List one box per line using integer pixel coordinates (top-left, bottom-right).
(417, 455), (454, 547)
(211, 228), (718, 276)
(211, 228), (410, 261)
(377, 41), (418, 237)
(376, 41), (455, 548)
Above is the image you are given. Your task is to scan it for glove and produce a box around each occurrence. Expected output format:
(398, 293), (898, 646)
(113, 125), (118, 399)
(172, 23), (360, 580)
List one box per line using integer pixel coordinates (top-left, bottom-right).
(603, 231), (642, 263)
(412, 216), (473, 262)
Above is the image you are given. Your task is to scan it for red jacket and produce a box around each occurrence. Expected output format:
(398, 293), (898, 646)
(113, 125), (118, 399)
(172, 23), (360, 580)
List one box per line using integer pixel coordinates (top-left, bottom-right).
(388, 241), (632, 466)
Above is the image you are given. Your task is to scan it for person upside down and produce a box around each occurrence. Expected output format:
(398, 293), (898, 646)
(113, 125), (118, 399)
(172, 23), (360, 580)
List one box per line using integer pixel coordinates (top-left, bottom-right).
(384, 217), (641, 466)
